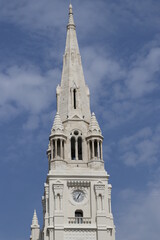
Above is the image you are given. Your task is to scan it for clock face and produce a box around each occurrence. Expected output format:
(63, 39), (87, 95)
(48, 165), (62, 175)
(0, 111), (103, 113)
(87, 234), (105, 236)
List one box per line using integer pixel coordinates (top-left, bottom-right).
(72, 190), (85, 202)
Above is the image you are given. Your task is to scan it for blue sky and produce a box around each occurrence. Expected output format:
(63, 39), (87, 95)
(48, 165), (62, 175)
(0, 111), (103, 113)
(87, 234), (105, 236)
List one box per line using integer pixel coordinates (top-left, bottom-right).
(0, 0), (160, 239)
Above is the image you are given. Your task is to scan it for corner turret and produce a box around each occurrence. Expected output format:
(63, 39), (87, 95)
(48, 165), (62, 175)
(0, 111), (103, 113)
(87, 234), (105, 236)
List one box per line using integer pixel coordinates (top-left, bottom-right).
(30, 210), (40, 240)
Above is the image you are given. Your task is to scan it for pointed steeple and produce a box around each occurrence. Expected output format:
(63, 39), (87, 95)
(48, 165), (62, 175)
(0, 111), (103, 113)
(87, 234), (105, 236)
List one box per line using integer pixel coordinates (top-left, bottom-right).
(88, 112), (102, 135)
(30, 210), (40, 240)
(65, 4), (79, 54)
(57, 4), (91, 123)
(31, 210), (39, 227)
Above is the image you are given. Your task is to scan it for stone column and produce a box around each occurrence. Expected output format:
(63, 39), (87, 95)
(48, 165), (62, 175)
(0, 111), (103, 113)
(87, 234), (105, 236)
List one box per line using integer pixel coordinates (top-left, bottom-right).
(75, 139), (78, 160)
(54, 195), (57, 211)
(49, 229), (53, 240)
(100, 141), (103, 160)
(60, 195), (63, 211)
(87, 141), (90, 160)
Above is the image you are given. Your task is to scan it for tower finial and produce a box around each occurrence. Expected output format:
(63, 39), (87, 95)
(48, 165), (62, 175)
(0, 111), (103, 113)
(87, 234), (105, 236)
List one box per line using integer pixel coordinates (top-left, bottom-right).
(69, 3), (73, 14)
(68, 3), (75, 28)
(32, 209), (39, 226)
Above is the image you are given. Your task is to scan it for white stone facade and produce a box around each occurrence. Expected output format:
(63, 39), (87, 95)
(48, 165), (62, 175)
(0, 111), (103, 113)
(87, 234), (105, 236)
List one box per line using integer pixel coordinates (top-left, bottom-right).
(30, 4), (115, 240)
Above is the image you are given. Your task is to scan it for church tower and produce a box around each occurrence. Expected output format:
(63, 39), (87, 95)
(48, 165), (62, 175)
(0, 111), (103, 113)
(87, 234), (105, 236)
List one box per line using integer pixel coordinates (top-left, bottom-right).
(30, 4), (115, 240)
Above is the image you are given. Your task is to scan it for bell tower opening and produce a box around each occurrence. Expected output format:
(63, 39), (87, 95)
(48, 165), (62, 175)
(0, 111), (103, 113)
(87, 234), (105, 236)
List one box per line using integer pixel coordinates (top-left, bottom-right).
(78, 137), (82, 160)
(71, 137), (76, 160)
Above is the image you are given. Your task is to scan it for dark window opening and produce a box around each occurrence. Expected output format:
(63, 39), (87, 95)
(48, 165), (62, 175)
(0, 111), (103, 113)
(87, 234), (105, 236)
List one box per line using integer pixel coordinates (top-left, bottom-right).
(99, 142), (101, 159)
(53, 140), (55, 158)
(78, 137), (82, 160)
(90, 141), (92, 159)
(75, 210), (83, 224)
(94, 140), (98, 157)
(62, 141), (64, 159)
(57, 139), (60, 157)
(71, 137), (76, 160)
(73, 89), (76, 109)
(74, 130), (79, 135)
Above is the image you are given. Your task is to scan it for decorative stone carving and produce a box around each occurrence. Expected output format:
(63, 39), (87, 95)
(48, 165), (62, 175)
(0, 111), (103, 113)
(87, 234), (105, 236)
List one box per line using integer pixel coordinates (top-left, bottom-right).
(94, 184), (105, 212)
(67, 180), (90, 188)
(64, 230), (96, 240)
(53, 184), (64, 211)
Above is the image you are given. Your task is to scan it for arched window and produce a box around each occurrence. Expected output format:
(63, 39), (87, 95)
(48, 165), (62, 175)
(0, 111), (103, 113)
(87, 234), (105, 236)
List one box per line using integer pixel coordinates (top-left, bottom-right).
(78, 137), (82, 160)
(75, 210), (83, 224)
(73, 89), (76, 109)
(71, 137), (76, 160)
(57, 193), (61, 211)
(98, 194), (103, 211)
(70, 131), (83, 160)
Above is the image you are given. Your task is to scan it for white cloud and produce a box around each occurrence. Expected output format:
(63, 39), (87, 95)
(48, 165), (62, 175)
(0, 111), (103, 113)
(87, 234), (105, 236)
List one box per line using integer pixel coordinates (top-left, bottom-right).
(117, 179), (160, 240)
(80, 40), (160, 131)
(0, 0), (66, 32)
(118, 126), (160, 166)
(0, 65), (60, 128)
(0, 0), (159, 38)
(126, 47), (160, 98)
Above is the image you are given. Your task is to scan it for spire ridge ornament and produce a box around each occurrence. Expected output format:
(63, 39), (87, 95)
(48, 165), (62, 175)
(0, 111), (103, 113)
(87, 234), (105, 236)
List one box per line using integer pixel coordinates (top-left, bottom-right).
(89, 112), (102, 134)
(67, 3), (75, 29)
(32, 210), (39, 227)
(51, 112), (64, 133)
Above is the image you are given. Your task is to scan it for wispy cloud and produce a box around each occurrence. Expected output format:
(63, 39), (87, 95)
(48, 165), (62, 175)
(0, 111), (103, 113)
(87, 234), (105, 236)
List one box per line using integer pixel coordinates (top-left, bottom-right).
(81, 40), (160, 130)
(127, 47), (160, 98)
(0, 65), (60, 127)
(117, 175), (160, 240)
(118, 125), (160, 166)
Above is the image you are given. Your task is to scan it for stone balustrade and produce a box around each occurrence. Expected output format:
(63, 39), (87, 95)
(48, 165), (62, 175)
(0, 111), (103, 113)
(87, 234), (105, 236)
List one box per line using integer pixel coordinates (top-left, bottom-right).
(68, 217), (91, 224)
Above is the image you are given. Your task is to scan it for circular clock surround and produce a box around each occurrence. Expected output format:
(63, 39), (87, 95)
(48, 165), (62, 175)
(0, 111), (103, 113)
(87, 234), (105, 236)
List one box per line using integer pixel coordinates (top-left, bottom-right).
(72, 190), (85, 203)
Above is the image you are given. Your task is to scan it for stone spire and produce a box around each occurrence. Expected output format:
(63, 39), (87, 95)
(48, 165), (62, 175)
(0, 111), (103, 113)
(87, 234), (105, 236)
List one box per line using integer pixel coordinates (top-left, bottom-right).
(51, 112), (64, 133)
(30, 210), (40, 240)
(88, 112), (102, 135)
(32, 210), (39, 227)
(57, 4), (91, 123)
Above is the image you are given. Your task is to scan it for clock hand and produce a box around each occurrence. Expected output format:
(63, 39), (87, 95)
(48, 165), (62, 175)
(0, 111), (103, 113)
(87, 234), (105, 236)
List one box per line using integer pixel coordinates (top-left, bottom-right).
(77, 193), (81, 199)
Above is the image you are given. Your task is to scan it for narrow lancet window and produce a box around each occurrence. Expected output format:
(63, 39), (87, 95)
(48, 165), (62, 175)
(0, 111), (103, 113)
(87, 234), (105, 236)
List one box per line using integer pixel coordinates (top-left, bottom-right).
(94, 140), (98, 157)
(90, 141), (92, 159)
(53, 140), (55, 159)
(73, 89), (76, 109)
(78, 137), (82, 160)
(62, 140), (64, 159)
(57, 139), (60, 157)
(71, 137), (76, 160)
